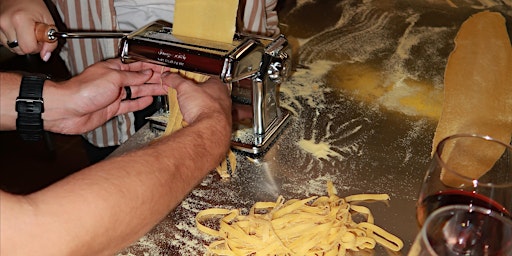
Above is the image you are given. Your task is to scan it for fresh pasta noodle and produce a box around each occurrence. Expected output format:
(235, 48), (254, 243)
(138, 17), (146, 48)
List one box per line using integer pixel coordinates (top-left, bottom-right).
(216, 149), (237, 179)
(163, 87), (186, 135)
(196, 181), (403, 255)
(159, 67), (237, 178)
(168, 68), (210, 84)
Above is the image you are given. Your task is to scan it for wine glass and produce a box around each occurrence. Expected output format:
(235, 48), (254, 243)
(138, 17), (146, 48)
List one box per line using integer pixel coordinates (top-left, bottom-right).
(416, 134), (512, 226)
(408, 205), (512, 256)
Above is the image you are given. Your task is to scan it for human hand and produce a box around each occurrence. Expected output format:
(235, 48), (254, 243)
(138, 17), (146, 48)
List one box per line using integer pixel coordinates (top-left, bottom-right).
(43, 58), (169, 134)
(0, 0), (57, 60)
(161, 72), (232, 130)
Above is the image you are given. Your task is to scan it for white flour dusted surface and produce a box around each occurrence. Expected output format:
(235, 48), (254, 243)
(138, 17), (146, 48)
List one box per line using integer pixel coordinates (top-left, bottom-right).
(117, 0), (511, 255)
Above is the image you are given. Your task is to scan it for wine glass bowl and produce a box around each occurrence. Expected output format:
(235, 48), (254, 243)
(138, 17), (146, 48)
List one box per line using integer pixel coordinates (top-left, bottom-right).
(409, 205), (512, 256)
(416, 134), (512, 226)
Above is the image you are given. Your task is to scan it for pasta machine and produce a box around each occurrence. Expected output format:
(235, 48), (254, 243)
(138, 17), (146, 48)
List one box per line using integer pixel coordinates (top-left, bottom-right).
(119, 20), (292, 154)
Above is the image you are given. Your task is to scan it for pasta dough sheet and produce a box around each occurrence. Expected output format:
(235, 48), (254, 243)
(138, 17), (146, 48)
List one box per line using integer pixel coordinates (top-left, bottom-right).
(173, 0), (239, 44)
(432, 11), (512, 186)
(196, 181), (403, 255)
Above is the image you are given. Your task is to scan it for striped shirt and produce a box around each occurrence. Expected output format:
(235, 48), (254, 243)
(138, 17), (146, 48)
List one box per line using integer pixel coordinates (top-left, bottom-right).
(52, 0), (280, 147)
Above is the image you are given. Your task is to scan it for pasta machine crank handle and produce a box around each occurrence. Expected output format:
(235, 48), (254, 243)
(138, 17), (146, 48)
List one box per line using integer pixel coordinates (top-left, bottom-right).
(35, 22), (128, 43)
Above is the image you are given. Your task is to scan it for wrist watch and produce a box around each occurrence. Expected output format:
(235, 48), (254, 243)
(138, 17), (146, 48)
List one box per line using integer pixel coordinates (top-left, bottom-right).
(15, 74), (49, 141)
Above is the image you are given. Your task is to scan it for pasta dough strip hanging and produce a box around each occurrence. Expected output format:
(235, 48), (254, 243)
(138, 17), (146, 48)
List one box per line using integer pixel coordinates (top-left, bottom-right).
(159, 67), (237, 178)
(157, 0), (240, 178)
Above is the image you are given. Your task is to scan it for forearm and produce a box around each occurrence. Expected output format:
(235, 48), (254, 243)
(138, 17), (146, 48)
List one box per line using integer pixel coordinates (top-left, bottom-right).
(0, 72), (22, 130)
(0, 60), (163, 135)
(1, 113), (231, 255)
(0, 72), (74, 132)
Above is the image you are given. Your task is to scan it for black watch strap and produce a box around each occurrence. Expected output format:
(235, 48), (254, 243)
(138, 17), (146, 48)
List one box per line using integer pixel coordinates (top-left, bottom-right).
(16, 75), (47, 141)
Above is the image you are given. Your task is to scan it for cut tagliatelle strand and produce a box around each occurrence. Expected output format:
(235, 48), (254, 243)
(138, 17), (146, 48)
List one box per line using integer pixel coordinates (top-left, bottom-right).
(196, 181), (404, 255)
(216, 149), (237, 179)
(163, 87), (186, 135)
(159, 67), (237, 178)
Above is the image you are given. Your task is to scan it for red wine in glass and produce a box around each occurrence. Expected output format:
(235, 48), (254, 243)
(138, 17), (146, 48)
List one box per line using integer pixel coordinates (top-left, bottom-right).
(424, 206), (512, 256)
(417, 190), (511, 226)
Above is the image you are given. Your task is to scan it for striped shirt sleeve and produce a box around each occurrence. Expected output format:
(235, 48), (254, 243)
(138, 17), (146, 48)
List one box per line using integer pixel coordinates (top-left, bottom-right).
(242, 0), (280, 36)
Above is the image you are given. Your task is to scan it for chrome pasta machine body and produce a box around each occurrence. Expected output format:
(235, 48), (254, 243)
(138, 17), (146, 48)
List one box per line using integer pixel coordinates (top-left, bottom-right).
(119, 20), (292, 154)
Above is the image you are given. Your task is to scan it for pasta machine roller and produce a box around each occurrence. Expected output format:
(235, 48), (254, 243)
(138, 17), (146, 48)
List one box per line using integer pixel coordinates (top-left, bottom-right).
(119, 20), (292, 154)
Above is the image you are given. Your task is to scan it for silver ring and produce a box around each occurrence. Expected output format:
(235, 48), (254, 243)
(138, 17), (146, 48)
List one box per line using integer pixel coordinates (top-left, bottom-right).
(124, 86), (132, 100)
(7, 40), (19, 48)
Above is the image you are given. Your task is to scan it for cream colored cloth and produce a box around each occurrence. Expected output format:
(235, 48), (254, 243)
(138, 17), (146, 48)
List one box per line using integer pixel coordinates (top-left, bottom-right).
(114, 0), (174, 31)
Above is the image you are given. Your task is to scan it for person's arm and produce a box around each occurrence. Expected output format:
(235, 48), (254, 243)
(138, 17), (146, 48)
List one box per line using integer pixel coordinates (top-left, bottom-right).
(0, 72), (232, 255)
(0, 0), (57, 60)
(0, 58), (167, 134)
